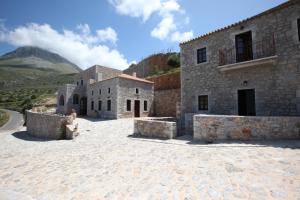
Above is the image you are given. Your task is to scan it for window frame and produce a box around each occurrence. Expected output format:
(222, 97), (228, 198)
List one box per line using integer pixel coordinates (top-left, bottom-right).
(98, 100), (102, 111)
(126, 99), (131, 111)
(91, 101), (94, 110)
(198, 95), (208, 111)
(144, 100), (148, 111)
(298, 18), (300, 42)
(107, 100), (111, 111)
(197, 47), (207, 64)
(73, 94), (79, 105)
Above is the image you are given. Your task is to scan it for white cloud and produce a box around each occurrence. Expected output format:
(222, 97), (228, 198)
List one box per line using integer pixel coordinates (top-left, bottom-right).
(0, 22), (130, 70)
(151, 14), (176, 40)
(109, 0), (193, 43)
(96, 27), (117, 44)
(171, 30), (193, 43)
(108, 0), (161, 22)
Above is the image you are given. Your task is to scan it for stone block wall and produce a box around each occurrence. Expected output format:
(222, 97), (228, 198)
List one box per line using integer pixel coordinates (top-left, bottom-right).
(147, 72), (180, 90)
(180, 1), (300, 117)
(194, 114), (300, 140)
(146, 72), (181, 117)
(153, 89), (180, 117)
(26, 110), (73, 140)
(134, 118), (177, 139)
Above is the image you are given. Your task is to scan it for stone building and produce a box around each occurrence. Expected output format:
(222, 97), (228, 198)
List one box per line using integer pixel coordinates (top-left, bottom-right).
(57, 65), (154, 119)
(180, 0), (300, 128)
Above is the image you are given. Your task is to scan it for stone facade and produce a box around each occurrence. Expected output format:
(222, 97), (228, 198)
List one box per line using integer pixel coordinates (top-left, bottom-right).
(153, 89), (180, 117)
(180, 1), (300, 124)
(147, 72), (181, 117)
(57, 65), (154, 119)
(134, 117), (177, 139)
(194, 114), (300, 141)
(26, 110), (73, 140)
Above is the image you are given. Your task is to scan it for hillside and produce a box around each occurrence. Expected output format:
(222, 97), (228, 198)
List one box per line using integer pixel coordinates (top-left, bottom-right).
(0, 46), (80, 113)
(0, 46), (81, 74)
(123, 52), (180, 78)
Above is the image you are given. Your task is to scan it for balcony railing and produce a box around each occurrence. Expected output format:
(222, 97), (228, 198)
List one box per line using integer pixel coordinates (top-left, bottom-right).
(219, 34), (276, 66)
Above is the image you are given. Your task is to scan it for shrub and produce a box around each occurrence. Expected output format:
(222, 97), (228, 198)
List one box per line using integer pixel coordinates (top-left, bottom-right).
(167, 53), (180, 68)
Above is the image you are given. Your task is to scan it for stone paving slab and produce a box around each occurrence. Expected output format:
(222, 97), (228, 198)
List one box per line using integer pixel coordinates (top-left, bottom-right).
(0, 118), (299, 200)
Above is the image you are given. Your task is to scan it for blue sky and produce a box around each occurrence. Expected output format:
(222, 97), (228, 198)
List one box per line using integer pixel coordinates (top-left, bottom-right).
(0, 0), (287, 69)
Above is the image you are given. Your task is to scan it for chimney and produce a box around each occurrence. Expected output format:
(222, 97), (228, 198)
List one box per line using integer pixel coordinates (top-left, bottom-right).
(132, 72), (137, 77)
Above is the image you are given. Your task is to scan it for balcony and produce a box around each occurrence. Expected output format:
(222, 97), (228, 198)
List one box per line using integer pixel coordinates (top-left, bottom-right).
(218, 35), (277, 72)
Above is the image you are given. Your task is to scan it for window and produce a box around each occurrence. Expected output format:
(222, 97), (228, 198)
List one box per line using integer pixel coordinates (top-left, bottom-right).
(81, 80), (83, 86)
(91, 101), (94, 110)
(144, 101), (148, 111)
(91, 90), (94, 96)
(126, 100), (131, 111)
(76, 81), (79, 86)
(73, 94), (79, 104)
(107, 100), (111, 111)
(98, 101), (102, 111)
(59, 95), (64, 106)
(99, 89), (101, 95)
(235, 31), (253, 62)
(198, 95), (208, 110)
(108, 88), (110, 94)
(136, 88), (139, 94)
(197, 47), (207, 64)
(298, 18), (300, 41)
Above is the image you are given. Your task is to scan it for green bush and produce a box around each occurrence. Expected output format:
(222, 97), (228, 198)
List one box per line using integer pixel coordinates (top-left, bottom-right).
(167, 53), (180, 68)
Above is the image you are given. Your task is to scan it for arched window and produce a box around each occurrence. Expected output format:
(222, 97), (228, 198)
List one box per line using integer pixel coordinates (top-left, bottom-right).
(59, 95), (64, 106)
(73, 94), (79, 104)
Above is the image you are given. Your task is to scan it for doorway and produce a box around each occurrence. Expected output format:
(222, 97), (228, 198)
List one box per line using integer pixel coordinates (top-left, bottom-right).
(134, 100), (140, 117)
(235, 31), (253, 62)
(238, 89), (256, 116)
(80, 97), (87, 116)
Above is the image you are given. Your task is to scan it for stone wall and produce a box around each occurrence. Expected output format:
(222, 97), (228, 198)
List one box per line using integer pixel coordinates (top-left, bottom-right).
(146, 72), (181, 117)
(194, 114), (300, 141)
(180, 1), (300, 118)
(153, 89), (180, 117)
(87, 78), (118, 119)
(26, 110), (73, 140)
(117, 78), (154, 118)
(146, 71), (180, 90)
(134, 118), (177, 139)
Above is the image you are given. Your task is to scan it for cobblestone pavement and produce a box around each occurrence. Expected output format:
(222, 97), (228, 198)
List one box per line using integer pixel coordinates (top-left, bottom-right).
(0, 118), (300, 200)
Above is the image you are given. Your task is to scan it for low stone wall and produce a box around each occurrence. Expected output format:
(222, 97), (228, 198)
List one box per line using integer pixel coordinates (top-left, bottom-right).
(134, 117), (177, 139)
(194, 114), (300, 141)
(26, 110), (73, 140)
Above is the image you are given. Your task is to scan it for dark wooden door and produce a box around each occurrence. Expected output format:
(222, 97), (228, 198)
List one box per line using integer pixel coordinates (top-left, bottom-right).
(238, 89), (256, 116)
(134, 100), (140, 117)
(235, 31), (253, 62)
(80, 97), (87, 116)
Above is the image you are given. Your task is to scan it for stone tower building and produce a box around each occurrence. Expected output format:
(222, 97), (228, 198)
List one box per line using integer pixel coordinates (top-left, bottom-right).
(180, 0), (300, 129)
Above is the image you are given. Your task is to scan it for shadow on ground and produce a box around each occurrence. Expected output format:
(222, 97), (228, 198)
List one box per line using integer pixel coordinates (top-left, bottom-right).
(12, 131), (55, 142)
(128, 133), (300, 149)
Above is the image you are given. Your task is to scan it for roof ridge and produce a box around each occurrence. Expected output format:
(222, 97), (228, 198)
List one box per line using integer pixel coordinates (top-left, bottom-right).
(180, 0), (293, 45)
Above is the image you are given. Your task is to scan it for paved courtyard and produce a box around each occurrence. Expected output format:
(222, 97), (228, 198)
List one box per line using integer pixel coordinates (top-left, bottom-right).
(0, 118), (300, 200)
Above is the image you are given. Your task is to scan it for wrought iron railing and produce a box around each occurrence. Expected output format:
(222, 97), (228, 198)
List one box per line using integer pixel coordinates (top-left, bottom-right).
(219, 34), (276, 66)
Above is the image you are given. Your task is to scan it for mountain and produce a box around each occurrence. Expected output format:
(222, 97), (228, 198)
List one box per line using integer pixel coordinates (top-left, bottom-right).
(0, 46), (81, 112)
(0, 46), (82, 74)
